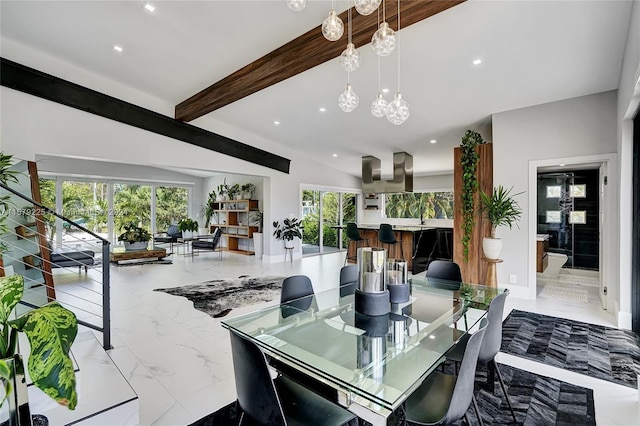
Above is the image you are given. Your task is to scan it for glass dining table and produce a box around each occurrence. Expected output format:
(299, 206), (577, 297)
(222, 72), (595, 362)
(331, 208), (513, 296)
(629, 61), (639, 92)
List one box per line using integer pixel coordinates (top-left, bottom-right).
(221, 277), (501, 425)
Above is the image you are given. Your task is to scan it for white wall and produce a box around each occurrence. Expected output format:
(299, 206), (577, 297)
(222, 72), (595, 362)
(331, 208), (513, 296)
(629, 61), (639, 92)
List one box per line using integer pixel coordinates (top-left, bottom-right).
(493, 91), (618, 301)
(615, 0), (640, 329)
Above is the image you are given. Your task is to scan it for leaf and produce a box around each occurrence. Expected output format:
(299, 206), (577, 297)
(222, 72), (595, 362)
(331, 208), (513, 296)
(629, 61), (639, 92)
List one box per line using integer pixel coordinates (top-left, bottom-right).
(0, 275), (24, 325)
(0, 358), (12, 407)
(9, 302), (78, 409)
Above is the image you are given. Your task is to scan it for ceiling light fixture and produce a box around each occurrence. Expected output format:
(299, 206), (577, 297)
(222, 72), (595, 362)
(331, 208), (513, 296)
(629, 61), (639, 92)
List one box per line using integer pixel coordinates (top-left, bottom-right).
(113, 45), (123, 53)
(430, 139), (437, 144)
(338, 0), (359, 113)
(371, 0), (396, 57)
(472, 58), (482, 65)
(385, 0), (409, 125)
(371, 8), (388, 118)
(382, 88), (389, 93)
(286, 0), (307, 12)
(274, 120), (280, 125)
(340, 4), (360, 72)
(144, 3), (155, 13)
(319, 107), (326, 112)
(355, 0), (382, 16)
(333, 153), (338, 157)
(322, 0), (344, 42)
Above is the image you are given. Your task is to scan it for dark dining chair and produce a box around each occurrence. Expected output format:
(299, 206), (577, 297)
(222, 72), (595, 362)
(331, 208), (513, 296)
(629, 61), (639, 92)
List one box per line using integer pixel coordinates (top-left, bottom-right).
(339, 264), (358, 297)
(445, 290), (517, 423)
(344, 222), (367, 265)
(425, 260), (463, 285)
(281, 275), (314, 303)
(378, 223), (403, 260)
(229, 330), (356, 426)
(403, 318), (488, 426)
(191, 227), (222, 260)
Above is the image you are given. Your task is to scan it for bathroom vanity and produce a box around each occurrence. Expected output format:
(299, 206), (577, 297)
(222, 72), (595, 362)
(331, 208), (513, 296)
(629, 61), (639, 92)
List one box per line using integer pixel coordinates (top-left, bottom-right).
(537, 234), (549, 273)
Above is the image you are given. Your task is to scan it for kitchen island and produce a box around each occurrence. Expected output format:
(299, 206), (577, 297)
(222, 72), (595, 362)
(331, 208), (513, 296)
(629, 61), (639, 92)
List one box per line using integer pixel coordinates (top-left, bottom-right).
(347, 225), (453, 274)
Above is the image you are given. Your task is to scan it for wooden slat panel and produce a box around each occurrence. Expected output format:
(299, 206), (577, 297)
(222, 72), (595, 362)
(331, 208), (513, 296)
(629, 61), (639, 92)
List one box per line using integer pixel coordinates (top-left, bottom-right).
(175, 0), (466, 122)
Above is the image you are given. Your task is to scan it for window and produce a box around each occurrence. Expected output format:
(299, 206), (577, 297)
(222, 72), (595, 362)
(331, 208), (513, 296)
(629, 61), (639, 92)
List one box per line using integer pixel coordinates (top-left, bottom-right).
(156, 186), (188, 232)
(384, 192), (454, 219)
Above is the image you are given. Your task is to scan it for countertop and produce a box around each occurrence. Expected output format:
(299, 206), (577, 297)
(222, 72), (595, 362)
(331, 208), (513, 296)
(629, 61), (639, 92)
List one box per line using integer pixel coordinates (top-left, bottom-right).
(357, 224), (450, 231)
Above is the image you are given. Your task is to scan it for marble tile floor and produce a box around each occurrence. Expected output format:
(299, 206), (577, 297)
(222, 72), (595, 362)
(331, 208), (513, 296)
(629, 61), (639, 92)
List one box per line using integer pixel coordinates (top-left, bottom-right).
(51, 251), (639, 425)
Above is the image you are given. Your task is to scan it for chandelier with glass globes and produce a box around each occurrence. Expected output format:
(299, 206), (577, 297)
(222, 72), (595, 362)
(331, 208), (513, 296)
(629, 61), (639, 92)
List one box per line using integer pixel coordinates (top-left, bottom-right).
(286, 0), (409, 125)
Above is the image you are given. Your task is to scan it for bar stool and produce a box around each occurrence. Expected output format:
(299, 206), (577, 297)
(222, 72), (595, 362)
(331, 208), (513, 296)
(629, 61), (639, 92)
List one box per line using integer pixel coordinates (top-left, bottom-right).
(378, 223), (403, 260)
(344, 222), (368, 265)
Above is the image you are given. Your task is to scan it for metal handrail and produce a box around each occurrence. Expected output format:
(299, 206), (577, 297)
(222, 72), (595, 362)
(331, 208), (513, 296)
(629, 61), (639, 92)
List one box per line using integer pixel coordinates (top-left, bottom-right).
(1, 182), (112, 350)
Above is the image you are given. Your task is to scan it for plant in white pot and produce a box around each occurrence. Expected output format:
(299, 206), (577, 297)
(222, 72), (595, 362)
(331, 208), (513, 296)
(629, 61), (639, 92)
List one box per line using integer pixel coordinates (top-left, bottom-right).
(479, 185), (523, 259)
(252, 210), (263, 259)
(117, 222), (151, 251)
(272, 217), (302, 249)
(178, 218), (198, 239)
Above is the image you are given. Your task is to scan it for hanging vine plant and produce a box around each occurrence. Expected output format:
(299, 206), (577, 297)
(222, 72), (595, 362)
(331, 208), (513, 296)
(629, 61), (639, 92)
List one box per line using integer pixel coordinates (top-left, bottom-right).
(459, 130), (485, 262)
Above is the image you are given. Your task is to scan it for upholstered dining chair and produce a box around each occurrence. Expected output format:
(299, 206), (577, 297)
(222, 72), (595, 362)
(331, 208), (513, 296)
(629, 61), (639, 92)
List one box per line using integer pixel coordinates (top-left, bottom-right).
(425, 260), (463, 284)
(229, 330), (356, 426)
(444, 290), (517, 424)
(403, 318), (488, 426)
(280, 274), (314, 303)
(344, 222), (367, 265)
(339, 264), (358, 297)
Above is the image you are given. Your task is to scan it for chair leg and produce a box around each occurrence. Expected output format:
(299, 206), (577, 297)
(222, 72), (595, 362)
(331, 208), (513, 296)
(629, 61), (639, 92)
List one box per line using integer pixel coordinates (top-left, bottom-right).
(464, 412), (471, 425)
(493, 359), (517, 423)
(238, 411), (244, 426)
(472, 395), (484, 426)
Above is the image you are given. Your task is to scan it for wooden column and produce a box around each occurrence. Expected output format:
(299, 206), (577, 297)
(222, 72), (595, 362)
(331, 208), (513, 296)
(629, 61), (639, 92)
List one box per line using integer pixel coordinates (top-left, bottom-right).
(453, 143), (493, 284)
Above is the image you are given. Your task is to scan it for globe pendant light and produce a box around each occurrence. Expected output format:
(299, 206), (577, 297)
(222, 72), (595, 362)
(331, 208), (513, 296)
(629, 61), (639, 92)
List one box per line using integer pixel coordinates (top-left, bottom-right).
(322, 8), (344, 41)
(385, 93), (410, 125)
(355, 0), (381, 16)
(338, 84), (359, 112)
(286, 0), (307, 12)
(371, 93), (388, 118)
(371, 22), (396, 56)
(340, 6), (359, 72)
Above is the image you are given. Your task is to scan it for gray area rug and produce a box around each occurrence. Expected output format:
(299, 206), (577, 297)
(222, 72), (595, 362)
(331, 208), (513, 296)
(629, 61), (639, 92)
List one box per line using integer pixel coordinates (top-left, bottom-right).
(154, 275), (285, 318)
(501, 309), (640, 388)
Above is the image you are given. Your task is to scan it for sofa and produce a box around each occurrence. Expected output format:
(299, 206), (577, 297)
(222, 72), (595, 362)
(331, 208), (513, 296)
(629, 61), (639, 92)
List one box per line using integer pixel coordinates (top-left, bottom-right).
(49, 249), (96, 272)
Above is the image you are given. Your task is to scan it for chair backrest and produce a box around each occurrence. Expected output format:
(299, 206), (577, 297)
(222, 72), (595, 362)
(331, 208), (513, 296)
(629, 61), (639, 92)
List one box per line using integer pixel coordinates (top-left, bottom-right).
(345, 223), (362, 241)
(339, 265), (358, 297)
(378, 223), (397, 244)
(281, 275), (314, 304)
(229, 330), (286, 425)
(210, 227), (222, 247)
(478, 290), (509, 363)
(425, 260), (462, 283)
(167, 224), (181, 238)
(444, 318), (488, 424)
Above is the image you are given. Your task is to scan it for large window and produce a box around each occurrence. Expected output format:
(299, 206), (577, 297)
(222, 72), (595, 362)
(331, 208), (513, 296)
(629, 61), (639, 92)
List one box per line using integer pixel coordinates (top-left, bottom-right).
(301, 189), (357, 255)
(156, 186), (188, 231)
(113, 184), (151, 236)
(384, 191), (454, 219)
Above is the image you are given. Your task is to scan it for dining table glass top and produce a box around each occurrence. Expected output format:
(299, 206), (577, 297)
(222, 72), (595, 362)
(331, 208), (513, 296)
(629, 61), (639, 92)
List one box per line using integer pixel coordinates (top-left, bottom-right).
(221, 278), (501, 413)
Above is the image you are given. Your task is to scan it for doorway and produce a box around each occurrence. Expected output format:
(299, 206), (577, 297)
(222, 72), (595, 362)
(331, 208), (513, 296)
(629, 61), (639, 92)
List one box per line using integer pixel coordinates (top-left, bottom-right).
(301, 189), (357, 256)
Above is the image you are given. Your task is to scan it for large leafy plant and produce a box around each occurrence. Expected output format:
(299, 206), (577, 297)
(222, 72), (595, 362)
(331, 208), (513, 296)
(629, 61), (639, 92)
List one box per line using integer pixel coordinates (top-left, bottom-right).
(117, 222), (151, 243)
(479, 185), (523, 238)
(459, 130), (485, 262)
(0, 153), (20, 250)
(272, 217), (303, 241)
(0, 275), (78, 409)
(178, 218), (199, 232)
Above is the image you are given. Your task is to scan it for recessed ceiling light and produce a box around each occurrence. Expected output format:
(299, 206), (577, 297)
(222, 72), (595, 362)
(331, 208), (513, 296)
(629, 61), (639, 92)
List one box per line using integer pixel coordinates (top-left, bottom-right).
(559, 163), (566, 167)
(472, 58), (482, 66)
(273, 121), (280, 125)
(144, 3), (156, 13)
(319, 107), (326, 112)
(332, 153), (338, 158)
(113, 45), (123, 53)
(430, 139), (437, 144)
(382, 88), (390, 93)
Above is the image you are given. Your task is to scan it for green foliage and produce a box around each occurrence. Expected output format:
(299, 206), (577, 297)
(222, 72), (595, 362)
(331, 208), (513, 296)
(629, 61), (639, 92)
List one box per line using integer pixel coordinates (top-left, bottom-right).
(273, 217), (303, 241)
(301, 191), (356, 247)
(251, 210), (263, 232)
(0, 275), (78, 410)
(480, 185), (523, 238)
(201, 190), (217, 226)
(178, 218), (199, 232)
(117, 222), (152, 243)
(241, 183), (255, 198)
(0, 153), (20, 251)
(228, 184), (241, 199)
(156, 187), (188, 231)
(114, 184), (151, 235)
(384, 192), (454, 220)
(459, 130), (485, 262)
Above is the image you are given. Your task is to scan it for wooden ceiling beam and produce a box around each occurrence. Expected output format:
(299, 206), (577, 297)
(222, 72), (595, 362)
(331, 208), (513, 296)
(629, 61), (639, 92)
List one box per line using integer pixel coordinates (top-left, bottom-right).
(175, 0), (465, 122)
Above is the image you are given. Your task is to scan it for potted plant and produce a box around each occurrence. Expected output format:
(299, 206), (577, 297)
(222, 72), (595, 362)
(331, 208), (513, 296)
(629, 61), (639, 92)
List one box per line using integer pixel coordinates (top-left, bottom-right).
(0, 274), (78, 424)
(458, 130), (486, 262)
(252, 210), (263, 259)
(201, 190), (217, 227)
(479, 185), (523, 259)
(117, 222), (151, 251)
(178, 218), (198, 239)
(273, 217), (302, 249)
(228, 184), (241, 200)
(241, 183), (255, 200)
(217, 179), (229, 201)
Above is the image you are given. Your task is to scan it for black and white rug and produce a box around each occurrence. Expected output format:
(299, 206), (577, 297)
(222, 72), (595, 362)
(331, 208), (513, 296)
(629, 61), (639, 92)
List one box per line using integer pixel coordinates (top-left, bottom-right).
(154, 276), (285, 318)
(188, 364), (595, 426)
(501, 309), (640, 388)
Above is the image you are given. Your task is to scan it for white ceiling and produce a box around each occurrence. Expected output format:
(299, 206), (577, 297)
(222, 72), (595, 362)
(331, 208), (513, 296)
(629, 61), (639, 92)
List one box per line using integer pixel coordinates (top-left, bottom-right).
(0, 0), (633, 178)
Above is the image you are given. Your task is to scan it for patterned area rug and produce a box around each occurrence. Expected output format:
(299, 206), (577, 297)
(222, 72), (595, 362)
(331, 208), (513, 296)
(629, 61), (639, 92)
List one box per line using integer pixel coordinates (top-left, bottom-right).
(538, 284), (589, 303)
(155, 276), (285, 318)
(188, 364), (595, 426)
(501, 310), (640, 388)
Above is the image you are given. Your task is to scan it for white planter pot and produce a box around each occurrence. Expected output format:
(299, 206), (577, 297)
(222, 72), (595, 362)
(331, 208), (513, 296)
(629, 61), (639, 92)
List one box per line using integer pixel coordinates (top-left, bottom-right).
(482, 237), (503, 260)
(244, 191), (253, 200)
(181, 230), (194, 239)
(198, 227), (209, 235)
(125, 241), (148, 251)
(235, 194), (242, 200)
(284, 239), (295, 249)
(253, 232), (263, 259)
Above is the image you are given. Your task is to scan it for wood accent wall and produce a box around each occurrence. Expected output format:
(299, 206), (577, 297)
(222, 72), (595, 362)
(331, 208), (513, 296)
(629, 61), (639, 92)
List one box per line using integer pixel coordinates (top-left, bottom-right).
(453, 143), (493, 284)
(346, 228), (416, 270)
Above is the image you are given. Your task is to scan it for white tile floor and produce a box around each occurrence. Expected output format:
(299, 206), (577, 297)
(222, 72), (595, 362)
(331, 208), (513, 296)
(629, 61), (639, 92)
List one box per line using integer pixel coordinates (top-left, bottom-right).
(54, 251), (639, 425)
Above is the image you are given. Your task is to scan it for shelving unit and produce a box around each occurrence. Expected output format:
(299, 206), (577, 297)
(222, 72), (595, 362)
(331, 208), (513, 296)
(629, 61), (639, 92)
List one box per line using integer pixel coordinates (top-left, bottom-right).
(15, 222), (37, 239)
(364, 193), (380, 210)
(210, 199), (258, 255)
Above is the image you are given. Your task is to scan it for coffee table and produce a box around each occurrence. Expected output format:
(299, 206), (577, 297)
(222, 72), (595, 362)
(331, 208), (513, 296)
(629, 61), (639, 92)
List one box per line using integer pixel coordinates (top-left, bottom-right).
(109, 248), (167, 265)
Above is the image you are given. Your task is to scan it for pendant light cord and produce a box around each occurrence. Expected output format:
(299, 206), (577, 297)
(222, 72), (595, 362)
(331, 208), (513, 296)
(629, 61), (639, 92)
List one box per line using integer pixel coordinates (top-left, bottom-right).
(397, 0), (401, 93)
(377, 7), (382, 92)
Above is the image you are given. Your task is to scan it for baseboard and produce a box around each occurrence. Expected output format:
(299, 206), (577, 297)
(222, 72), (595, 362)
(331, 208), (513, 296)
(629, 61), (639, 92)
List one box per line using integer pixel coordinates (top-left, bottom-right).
(616, 308), (633, 330)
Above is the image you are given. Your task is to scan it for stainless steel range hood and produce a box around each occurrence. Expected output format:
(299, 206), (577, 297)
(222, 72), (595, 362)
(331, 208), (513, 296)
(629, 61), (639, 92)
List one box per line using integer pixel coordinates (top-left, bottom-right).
(362, 152), (413, 194)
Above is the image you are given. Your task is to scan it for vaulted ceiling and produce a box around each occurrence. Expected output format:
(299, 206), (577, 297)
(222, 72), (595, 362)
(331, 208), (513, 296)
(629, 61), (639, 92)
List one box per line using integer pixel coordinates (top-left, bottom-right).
(0, 1), (633, 177)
